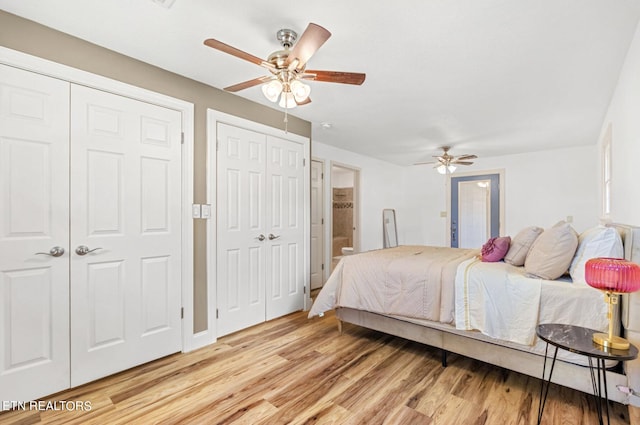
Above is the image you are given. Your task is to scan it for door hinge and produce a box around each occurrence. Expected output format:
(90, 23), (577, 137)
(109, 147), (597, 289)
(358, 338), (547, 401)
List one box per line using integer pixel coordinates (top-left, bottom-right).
(321, 218), (324, 225)
(181, 307), (184, 319)
(321, 263), (324, 270)
(181, 132), (184, 144)
(216, 308), (219, 319)
(321, 172), (324, 179)
(303, 158), (306, 166)
(216, 140), (219, 151)
(303, 286), (306, 294)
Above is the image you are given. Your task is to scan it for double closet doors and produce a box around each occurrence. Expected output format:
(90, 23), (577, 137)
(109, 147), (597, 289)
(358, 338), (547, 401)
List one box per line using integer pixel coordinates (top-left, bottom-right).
(216, 122), (305, 336)
(0, 65), (183, 402)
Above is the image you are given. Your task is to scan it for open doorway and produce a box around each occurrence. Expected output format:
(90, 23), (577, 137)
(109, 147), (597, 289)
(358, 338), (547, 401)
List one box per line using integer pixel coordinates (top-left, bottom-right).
(331, 163), (359, 271)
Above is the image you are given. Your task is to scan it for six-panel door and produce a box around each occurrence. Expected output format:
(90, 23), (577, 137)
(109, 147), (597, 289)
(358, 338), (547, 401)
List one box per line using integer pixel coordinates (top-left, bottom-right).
(69, 85), (183, 386)
(0, 64), (71, 402)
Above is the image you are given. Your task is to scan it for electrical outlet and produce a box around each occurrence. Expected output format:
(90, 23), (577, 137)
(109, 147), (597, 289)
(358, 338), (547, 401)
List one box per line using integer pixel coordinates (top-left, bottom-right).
(440, 211), (447, 218)
(566, 215), (573, 223)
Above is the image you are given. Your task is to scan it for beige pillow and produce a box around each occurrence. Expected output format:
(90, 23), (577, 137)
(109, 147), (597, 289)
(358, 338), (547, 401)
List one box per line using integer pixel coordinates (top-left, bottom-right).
(504, 226), (544, 266)
(524, 221), (578, 280)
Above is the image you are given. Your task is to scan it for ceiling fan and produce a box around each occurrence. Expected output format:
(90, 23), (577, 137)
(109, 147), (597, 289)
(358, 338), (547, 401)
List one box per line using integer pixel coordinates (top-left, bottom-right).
(414, 146), (478, 174)
(203, 23), (366, 109)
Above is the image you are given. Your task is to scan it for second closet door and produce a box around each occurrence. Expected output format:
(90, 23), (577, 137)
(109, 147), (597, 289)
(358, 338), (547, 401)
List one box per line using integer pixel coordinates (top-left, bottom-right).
(216, 123), (304, 336)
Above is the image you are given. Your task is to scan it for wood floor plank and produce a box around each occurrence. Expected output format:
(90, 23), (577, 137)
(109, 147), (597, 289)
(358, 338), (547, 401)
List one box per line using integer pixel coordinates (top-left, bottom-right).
(0, 310), (632, 424)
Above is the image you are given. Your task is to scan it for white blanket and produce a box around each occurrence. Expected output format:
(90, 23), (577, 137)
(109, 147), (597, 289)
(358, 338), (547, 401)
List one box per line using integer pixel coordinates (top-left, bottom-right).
(455, 258), (542, 345)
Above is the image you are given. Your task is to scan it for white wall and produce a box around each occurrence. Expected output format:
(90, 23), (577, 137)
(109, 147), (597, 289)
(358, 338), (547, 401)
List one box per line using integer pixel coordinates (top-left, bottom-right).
(403, 145), (599, 246)
(331, 166), (355, 188)
(599, 21), (640, 226)
(473, 146), (599, 234)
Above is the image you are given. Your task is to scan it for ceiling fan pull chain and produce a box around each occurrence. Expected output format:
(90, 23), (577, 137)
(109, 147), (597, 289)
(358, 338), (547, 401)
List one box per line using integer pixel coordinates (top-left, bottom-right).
(284, 107), (289, 133)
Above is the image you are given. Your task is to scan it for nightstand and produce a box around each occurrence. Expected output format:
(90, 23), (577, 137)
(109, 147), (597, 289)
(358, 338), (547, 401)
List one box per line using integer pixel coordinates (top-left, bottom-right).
(536, 323), (638, 425)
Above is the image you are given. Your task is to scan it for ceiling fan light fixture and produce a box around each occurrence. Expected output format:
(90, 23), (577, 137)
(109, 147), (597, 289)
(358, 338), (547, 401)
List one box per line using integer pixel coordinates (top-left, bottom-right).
(278, 91), (297, 109)
(437, 164), (457, 174)
(261, 80), (283, 102)
(290, 80), (311, 103)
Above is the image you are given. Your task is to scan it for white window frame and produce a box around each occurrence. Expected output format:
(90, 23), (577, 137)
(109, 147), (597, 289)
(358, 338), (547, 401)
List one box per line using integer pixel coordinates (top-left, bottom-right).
(601, 123), (612, 220)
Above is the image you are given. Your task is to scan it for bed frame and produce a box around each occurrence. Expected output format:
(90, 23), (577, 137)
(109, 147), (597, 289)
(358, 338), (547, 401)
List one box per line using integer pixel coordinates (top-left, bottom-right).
(335, 224), (640, 407)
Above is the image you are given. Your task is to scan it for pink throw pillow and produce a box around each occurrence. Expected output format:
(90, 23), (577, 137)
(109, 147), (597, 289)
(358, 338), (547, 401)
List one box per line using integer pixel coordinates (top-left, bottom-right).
(481, 236), (511, 262)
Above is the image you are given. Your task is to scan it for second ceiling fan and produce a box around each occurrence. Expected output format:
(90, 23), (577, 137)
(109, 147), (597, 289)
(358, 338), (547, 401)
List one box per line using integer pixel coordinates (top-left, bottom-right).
(415, 146), (478, 174)
(204, 23), (366, 108)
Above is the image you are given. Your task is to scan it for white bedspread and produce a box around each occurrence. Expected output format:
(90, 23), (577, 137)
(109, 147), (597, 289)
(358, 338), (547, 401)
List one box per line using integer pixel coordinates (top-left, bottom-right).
(455, 258), (542, 345)
(454, 258), (608, 346)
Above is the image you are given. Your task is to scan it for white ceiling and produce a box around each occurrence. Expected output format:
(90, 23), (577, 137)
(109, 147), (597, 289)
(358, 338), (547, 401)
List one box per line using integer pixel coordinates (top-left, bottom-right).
(3, 0), (640, 165)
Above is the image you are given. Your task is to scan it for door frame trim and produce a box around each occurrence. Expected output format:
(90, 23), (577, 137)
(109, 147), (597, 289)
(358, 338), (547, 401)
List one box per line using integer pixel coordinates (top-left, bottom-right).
(311, 158), (326, 287)
(0, 46), (196, 353)
(207, 109), (311, 343)
(446, 168), (505, 247)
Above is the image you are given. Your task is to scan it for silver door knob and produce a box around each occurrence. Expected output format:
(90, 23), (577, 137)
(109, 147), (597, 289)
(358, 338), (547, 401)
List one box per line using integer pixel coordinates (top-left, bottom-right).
(35, 246), (65, 257)
(75, 245), (102, 256)
(256, 234), (265, 241)
(268, 233), (280, 240)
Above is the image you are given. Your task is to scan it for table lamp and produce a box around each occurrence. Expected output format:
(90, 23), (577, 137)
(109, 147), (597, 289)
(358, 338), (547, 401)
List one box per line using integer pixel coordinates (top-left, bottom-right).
(585, 257), (640, 350)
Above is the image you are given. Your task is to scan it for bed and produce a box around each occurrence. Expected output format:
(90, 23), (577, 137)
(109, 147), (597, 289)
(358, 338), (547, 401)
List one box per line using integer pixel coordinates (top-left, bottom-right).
(308, 223), (640, 406)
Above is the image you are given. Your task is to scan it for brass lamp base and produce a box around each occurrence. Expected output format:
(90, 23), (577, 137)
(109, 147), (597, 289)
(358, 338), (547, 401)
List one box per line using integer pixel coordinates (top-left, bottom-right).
(593, 333), (630, 350)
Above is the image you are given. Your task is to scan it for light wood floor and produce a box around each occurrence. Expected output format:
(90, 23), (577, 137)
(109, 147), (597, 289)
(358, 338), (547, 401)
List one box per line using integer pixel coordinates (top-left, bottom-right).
(0, 310), (631, 424)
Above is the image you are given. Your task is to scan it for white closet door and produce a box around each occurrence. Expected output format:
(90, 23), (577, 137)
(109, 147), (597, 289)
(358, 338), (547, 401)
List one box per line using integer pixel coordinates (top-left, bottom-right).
(265, 135), (305, 320)
(69, 85), (182, 386)
(0, 65), (71, 401)
(216, 123), (267, 336)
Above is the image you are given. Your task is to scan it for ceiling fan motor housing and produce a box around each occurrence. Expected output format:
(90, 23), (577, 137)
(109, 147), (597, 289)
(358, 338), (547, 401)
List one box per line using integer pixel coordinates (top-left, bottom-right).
(276, 29), (297, 48)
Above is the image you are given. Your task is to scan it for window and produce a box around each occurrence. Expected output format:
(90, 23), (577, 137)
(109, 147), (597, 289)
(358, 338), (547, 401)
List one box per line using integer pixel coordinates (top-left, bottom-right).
(602, 123), (612, 218)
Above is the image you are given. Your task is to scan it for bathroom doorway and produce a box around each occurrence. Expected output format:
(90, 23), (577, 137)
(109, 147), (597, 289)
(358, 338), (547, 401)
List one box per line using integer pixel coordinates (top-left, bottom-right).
(331, 164), (359, 271)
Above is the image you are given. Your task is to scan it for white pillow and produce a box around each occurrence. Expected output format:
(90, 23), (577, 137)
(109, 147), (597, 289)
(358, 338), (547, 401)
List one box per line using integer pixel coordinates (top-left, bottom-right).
(569, 226), (623, 285)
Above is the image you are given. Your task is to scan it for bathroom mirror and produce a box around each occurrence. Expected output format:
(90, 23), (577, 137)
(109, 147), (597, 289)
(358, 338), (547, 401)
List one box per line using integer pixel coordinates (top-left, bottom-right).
(383, 209), (398, 248)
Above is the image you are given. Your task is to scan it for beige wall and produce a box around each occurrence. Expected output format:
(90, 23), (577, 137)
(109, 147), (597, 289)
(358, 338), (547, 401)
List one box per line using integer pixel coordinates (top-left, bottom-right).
(0, 10), (312, 333)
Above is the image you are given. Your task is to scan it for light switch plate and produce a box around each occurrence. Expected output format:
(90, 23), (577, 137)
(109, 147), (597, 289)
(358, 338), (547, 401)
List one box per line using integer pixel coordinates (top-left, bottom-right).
(192, 204), (201, 219)
(201, 204), (211, 219)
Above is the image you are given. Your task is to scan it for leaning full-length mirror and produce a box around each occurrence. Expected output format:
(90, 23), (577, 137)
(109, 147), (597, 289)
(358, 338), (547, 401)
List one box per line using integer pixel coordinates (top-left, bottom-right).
(383, 209), (398, 248)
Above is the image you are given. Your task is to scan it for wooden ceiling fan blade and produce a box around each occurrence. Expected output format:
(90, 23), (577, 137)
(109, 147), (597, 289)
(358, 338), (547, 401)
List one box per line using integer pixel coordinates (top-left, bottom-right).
(452, 161), (474, 165)
(285, 23), (331, 69)
(456, 154), (478, 160)
(296, 97), (312, 106)
(303, 70), (366, 85)
(204, 38), (266, 67)
(224, 76), (272, 92)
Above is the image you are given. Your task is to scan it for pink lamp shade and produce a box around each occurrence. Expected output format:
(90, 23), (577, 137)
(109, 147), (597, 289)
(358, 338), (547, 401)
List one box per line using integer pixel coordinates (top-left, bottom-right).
(585, 258), (640, 293)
